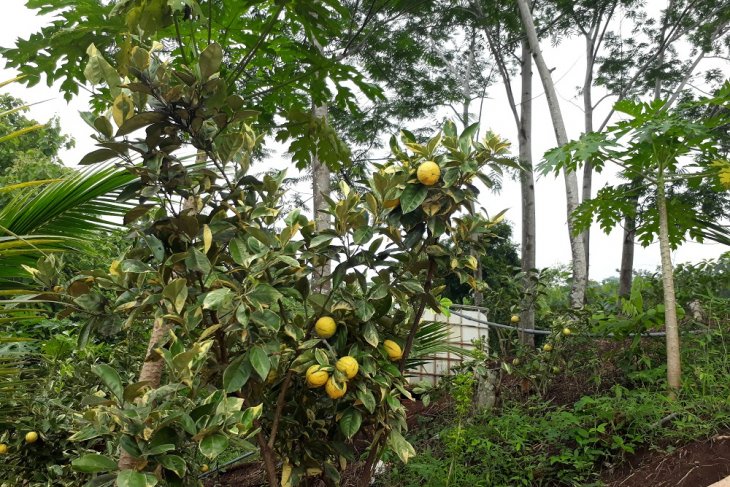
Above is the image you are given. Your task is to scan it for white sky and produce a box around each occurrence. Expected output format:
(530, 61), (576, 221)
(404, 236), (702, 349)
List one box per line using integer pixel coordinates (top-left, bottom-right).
(0, 0), (727, 281)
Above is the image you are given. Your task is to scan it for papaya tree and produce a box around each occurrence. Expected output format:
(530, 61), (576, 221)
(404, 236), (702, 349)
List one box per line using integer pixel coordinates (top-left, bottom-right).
(542, 86), (730, 394)
(56, 35), (511, 486)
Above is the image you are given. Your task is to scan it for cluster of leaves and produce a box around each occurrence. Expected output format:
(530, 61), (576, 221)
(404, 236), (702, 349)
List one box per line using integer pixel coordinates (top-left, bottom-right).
(541, 88), (730, 249)
(20, 32), (513, 485)
(378, 326), (730, 487)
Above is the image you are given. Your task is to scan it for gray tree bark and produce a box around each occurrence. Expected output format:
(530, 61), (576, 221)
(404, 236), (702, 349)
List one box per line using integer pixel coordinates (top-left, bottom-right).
(518, 39), (535, 346)
(311, 103), (331, 293)
(516, 0), (587, 308)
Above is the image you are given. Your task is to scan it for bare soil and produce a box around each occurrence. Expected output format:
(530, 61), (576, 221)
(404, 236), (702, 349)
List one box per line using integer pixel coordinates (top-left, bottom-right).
(601, 432), (730, 487)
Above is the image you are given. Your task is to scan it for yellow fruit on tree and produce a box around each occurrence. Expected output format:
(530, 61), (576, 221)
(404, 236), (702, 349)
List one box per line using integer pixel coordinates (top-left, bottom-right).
(305, 364), (329, 388)
(25, 431), (38, 444)
(201, 464), (209, 473)
(510, 315), (520, 324)
(325, 377), (346, 399)
(562, 327), (572, 336)
(314, 316), (336, 338)
(416, 161), (440, 186)
(383, 340), (403, 361)
(336, 356), (359, 380)
(543, 343), (553, 352)
(512, 358), (520, 366)
(384, 198), (400, 209)
(0, 443), (8, 455)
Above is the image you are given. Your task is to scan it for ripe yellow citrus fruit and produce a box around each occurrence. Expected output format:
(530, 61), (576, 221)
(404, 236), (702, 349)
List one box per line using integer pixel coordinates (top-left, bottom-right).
(416, 161), (440, 186)
(383, 340), (403, 361)
(511, 315), (520, 323)
(336, 356), (359, 380)
(325, 377), (346, 399)
(0, 443), (8, 454)
(25, 431), (38, 444)
(384, 198), (400, 209)
(305, 364), (329, 388)
(543, 343), (553, 352)
(562, 327), (572, 336)
(314, 316), (336, 338)
(201, 464), (209, 473)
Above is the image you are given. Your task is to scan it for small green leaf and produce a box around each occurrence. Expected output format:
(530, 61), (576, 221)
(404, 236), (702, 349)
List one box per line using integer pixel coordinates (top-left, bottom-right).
(116, 470), (157, 487)
(362, 323), (379, 348)
(93, 364), (124, 403)
(159, 455), (187, 477)
(387, 429), (416, 463)
(223, 355), (251, 393)
(356, 389), (376, 414)
(71, 454), (117, 473)
(339, 408), (362, 438)
(249, 346), (271, 380)
(203, 288), (232, 310)
(199, 43), (223, 80)
(199, 432), (229, 460)
(400, 184), (428, 214)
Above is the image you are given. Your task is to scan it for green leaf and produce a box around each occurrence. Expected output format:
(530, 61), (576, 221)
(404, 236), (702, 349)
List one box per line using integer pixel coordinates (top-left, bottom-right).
(310, 234), (334, 247)
(249, 346), (271, 381)
(199, 43), (223, 80)
(186, 248), (211, 274)
(400, 184), (427, 214)
(93, 364), (124, 403)
(387, 429), (416, 463)
(229, 237), (247, 265)
(251, 309), (281, 331)
(223, 355), (251, 393)
(121, 259), (155, 273)
(356, 389), (376, 414)
(339, 408), (362, 439)
(116, 112), (166, 136)
(84, 44), (121, 94)
(163, 278), (188, 314)
(79, 148), (118, 165)
(116, 470), (157, 487)
(353, 226), (374, 244)
(158, 454), (187, 477)
(203, 288), (232, 310)
(199, 432), (229, 460)
(362, 323), (379, 348)
(71, 454), (117, 473)
(247, 284), (282, 307)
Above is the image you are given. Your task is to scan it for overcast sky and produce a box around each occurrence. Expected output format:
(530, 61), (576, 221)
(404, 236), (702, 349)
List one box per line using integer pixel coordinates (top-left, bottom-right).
(1, 0), (727, 281)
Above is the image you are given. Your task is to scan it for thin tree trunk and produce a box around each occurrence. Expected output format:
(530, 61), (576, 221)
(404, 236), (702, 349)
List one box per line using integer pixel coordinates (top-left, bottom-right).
(617, 208), (637, 299)
(656, 172), (681, 394)
(518, 38), (535, 346)
(311, 115), (331, 293)
(581, 36), (595, 284)
(516, 0), (587, 307)
(118, 317), (171, 470)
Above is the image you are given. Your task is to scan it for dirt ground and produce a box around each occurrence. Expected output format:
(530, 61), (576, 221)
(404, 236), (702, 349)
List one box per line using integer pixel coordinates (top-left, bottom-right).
(601, 432), (730, 487)
(204, 430), (730, 487)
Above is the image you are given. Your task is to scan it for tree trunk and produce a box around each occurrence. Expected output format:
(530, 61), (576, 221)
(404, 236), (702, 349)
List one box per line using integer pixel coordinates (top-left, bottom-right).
(581, 35), (595, 284)
(311, 106), (331, 293)
(618, 189), (639, 298)
(118, 317), (171, 470)
(518, 38), (535, 346)
(656, 173), (681, 394)
(516, 0), (587, 307)
(617, 210), (637, 299)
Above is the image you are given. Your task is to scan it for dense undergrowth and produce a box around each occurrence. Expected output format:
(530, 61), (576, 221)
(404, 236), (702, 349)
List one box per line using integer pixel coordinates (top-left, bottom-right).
(377, 256), (730, 487)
